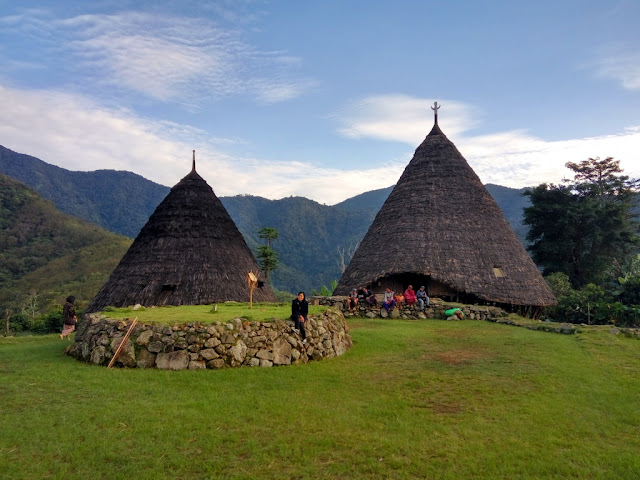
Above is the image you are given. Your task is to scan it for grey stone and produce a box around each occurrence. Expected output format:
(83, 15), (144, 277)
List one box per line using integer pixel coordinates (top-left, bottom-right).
(204, 337), (221, 348)
(272, 338), (292, 365)
(189, 360), (207, 370)
(199, 348), (220, 361)
(136, 330), (154, 346)
(256, 349), (273, 360)
(147, 341), (164, 353)
(90, 346), (106, 365)
(137, 349), (156, 368)
(156, 350), (189, 370)
(207, 358), (226, 369)
(229, 339), (248, 366)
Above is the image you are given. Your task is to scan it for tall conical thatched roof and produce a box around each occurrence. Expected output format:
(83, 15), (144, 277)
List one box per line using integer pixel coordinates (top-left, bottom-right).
(87, 159), (275, 312)
(335, 122), (556, 307)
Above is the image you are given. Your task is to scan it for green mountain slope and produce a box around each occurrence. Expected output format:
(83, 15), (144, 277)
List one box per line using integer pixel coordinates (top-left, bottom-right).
(0, 145), (169, 238)
(0, 174), (131, 311)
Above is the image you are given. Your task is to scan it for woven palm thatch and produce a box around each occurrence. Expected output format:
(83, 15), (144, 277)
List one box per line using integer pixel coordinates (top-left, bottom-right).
(87, 160), (275, 312)
(335, 123), (556, 308)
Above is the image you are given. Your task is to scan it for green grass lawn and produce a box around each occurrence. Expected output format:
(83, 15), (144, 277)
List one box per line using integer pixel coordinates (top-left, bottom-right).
(1, 318), (639, 479)
(98, 302), (326, 324)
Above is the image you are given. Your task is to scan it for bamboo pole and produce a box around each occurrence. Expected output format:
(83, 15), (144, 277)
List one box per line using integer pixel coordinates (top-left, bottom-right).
(107, 317), (138, 369)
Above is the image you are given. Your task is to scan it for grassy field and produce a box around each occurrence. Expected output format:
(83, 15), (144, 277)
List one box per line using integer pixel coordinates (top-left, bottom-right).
(1, 318), (639, 479)
(98, 302), (326, 324)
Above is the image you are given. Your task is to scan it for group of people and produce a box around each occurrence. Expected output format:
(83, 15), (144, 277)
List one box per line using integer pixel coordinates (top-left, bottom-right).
(345, 284), (430, 312)
(345, 286), (378, 311)
(382, 285), (430, 311)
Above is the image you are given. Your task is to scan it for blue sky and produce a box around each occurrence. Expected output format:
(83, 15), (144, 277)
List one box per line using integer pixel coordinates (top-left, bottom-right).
(0, 0), (638, 204)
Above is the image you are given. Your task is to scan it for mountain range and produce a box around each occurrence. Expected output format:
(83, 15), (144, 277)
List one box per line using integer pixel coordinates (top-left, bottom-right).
(0, 144), (531, 296)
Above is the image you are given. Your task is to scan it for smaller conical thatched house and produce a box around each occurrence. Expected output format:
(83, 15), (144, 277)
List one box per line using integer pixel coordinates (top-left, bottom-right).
(87, 153), (275, 312)
(335, 110), (556, 310)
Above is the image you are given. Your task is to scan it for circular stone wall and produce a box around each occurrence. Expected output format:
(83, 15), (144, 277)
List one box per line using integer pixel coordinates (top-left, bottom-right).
(66, 308), (352, 370)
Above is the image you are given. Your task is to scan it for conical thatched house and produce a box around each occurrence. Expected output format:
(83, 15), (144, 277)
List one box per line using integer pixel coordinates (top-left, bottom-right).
(335, 112), (556, 310)
(87, 153), (275, 312)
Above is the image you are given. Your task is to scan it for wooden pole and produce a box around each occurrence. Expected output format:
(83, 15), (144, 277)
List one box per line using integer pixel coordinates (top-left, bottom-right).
(4, 309), (10, 337)
(247, 272), (258, 309)
(107, 317), (138, 369)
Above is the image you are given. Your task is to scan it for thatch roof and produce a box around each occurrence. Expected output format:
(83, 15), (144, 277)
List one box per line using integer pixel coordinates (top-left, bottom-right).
(334, 123), (556, 307)
(87, 160), (275, 312)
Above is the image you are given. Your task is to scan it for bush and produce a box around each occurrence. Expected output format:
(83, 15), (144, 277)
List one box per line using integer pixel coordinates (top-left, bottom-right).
(544, 276), (640, 327)
(26, 315), (47, 334)
(44, 311), (64, 334)
(8, 312), (29, 332)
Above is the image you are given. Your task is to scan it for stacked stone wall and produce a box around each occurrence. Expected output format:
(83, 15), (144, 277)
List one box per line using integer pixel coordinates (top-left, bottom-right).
(312, 296), (508, 321)
(67, 308), (352, 370)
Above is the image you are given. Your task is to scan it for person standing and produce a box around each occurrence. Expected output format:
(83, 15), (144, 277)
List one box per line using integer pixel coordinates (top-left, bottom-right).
(60, 295), (77, 340)
(291, 291), (308, 344)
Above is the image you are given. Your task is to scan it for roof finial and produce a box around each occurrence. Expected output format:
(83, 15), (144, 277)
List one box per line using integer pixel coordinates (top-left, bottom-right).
(192, 150), (196, 172)
(431, 101), (440, 125)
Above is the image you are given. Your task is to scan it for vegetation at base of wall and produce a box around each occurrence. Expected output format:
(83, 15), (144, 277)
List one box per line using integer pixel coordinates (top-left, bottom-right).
(544, 270), (640, 327)
(312, 279), (338, 296)
(1, 320), (639, 479)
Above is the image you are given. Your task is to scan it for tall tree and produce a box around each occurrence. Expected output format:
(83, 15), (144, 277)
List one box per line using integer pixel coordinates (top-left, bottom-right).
(257, 227), (279, 282)
(524, 157), (639, 287)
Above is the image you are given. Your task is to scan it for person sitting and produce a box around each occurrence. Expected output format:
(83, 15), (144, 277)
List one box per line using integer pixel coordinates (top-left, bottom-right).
(346, 289), (359, 311)
(383, 288), (396, 311)
(361, 286), (377, 306)
(416, 286), (429, 310)
(394, 292), (405, 307)
(291, 291), (308, 343)
(404, 285), (417, 307)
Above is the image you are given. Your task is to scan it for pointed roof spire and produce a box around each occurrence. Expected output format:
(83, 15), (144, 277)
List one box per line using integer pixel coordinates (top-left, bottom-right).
(431, 101), (440, 125)
(192, 150), (196, 172)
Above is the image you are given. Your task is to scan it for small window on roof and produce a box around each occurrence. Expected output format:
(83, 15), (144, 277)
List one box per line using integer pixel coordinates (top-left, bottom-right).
(493, 267), (505, 278)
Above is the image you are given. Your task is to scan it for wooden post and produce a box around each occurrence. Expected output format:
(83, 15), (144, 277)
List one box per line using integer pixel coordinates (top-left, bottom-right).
(247, 272), (258, 309)
(4, 309), (10, 337)
(107, 317), (138, 369)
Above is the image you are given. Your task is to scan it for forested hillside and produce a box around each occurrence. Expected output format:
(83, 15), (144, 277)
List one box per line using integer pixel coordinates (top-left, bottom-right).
(0, 145), (169, 237)
(0, 174), (131, 312)
(223, 195), (371, 293)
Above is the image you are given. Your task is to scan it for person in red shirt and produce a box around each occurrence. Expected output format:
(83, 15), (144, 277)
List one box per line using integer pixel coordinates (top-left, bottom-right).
(404, 285), (417, 306)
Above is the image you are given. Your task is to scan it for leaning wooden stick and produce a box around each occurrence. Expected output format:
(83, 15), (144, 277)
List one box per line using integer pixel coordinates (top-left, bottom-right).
(107, 317), (138, 369)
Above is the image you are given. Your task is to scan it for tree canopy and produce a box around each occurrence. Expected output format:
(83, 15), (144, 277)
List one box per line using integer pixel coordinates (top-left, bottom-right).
(257, 227), (279, 282)
(523, 157), (639, 287)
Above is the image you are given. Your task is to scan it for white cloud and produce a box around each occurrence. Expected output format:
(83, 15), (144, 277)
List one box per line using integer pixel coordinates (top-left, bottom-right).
(337, 94), (640, 190)
(1, 10), (314, 106)
(1, 85), (638, 208)
(0, 84), (401, 204)
(336, 94), (479, 143)
(460, 129), (640, 188)
(594, 48), (640, 90)
(0, 84), (195, 186)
